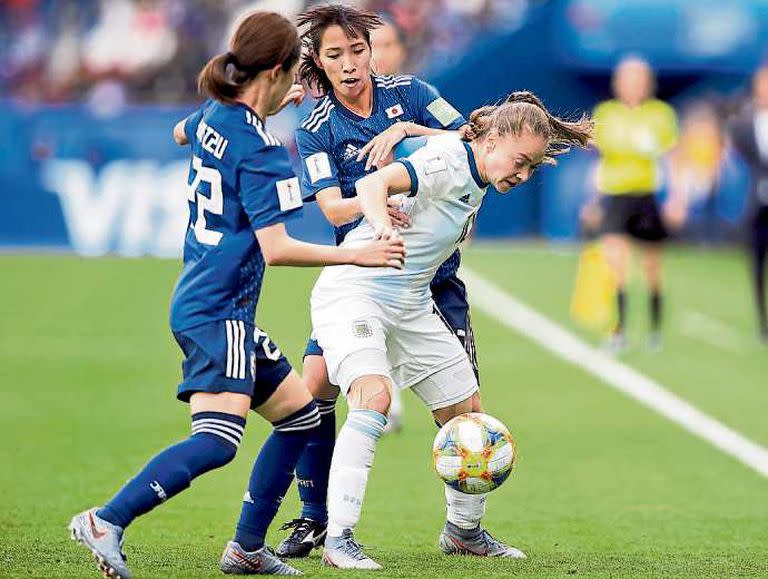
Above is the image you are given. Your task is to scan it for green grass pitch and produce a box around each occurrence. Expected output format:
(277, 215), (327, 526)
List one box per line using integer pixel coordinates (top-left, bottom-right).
(1, 245), (767, 578)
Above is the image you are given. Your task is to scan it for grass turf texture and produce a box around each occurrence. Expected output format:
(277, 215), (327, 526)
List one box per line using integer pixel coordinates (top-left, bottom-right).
(1, 245), (766, 578)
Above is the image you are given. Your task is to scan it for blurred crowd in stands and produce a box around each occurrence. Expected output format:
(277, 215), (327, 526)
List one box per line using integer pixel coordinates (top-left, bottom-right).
(0, 0), (530, 106)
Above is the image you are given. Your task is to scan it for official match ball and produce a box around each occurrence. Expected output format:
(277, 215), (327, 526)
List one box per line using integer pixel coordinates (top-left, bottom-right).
(432, 413), (516, 494)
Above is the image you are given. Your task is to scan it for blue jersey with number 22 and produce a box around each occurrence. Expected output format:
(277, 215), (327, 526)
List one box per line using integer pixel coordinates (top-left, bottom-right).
(170, 100), (304, 332)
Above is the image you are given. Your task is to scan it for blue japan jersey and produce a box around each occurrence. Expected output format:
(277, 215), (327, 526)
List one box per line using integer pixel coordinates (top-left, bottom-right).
(295, 75), (466, 284)
(170, 100), (304, 331)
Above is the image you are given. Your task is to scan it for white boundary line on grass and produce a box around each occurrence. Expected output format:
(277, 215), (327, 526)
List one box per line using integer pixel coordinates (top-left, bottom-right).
(461, 266), (768, 479)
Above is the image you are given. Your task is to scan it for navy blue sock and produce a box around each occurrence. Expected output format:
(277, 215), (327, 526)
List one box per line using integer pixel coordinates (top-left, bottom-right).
(296, 398), (336, 523)
(235, 401), (320, 551)
(97, 412), (244, 529)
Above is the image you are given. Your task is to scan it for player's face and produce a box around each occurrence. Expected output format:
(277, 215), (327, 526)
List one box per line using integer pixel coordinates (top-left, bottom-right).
(317, 24), (372, 100)
(371, 24), (405, 76)
(481, 131), (547, 193)
(613, 60), (652, 107)
(753, 68), (768, 110)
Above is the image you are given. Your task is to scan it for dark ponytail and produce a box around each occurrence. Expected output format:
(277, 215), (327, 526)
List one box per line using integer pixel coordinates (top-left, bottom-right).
(198, 11), (301, 103)
(464, 90), (594, 164)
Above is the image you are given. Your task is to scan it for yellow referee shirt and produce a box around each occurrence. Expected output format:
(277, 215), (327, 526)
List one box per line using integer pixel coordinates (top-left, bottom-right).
(593, 99), (678, 195)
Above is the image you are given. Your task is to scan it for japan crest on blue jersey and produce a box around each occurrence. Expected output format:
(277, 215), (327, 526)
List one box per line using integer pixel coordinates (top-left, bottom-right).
(169, 99), (303, 331)
(295, 75), (466, 246)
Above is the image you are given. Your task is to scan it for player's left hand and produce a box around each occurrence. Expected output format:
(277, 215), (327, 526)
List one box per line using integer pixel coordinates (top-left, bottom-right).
(357, 123), (409, 172)
(274, 84), (306, 114)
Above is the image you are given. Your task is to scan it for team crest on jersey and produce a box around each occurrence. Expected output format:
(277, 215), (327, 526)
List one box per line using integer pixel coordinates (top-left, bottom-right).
(352, 319), (373, 338)
(386, 104), (404, 119)
(343, 143), (360, 161)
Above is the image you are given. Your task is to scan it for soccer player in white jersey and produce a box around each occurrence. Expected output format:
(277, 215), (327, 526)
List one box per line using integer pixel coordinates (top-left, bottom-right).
(312, 92), (593, 569)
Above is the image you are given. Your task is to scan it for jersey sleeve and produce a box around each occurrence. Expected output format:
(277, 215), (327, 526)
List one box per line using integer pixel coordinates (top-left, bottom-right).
(183, 101), (210, 144)
(411, 77), (466, 130)
(295, 127), (340, 201)
(238, 145), (304, 231)
(395, 139), (455, 199)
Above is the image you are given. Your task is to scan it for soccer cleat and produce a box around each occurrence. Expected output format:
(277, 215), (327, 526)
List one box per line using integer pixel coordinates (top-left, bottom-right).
(276, 518), (327, 558)
(438, 521), (527, 559)
(647, 332), (663, 353)
(603, 331), (628, 354)
(69, 507), (133, 579)
(220, 541), (303, 575)
(322, 529), (382, 570)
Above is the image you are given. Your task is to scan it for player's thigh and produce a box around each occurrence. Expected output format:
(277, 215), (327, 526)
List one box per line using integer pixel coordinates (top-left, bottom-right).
(389, 306), (468, 391)
(408, 355), (478, 419)
(253, 369), (314, 423)
(310, 293), (389, 393)
(431, 276), (479, 381)
(247, 326), (315, 421)
(173, 320), (260, 419)
(302, 335), (340, 400)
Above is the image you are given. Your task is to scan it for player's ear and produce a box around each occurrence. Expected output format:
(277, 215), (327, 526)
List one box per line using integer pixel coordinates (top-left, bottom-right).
(267, 63), (283, 83)
(313, 54), (324, 71)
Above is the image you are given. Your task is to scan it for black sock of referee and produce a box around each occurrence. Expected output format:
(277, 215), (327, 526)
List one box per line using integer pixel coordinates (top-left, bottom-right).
(650, 290), (662, 334)
(616, 289), (627, 335)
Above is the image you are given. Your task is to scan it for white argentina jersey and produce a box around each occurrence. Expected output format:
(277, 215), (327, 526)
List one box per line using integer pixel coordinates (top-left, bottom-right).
(312, 134), (489, 309)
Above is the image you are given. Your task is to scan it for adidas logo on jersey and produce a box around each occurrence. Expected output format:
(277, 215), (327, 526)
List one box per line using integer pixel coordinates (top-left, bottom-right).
(459, 194), (471, 204)
(343, 143), (360, 161)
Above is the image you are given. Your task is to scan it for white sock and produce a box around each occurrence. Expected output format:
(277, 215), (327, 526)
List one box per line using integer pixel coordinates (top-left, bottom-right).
(445, 485), (487, 530)
(326, 409), (387, 538)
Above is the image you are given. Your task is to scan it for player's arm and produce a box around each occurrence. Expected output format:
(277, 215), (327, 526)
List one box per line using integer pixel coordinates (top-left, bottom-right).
(316, 186), (410, 228)
(355, 162), (413, 238)
(357, 77), (466, 170)
(255, 223), (404, 268)
(173, 120), (188, 145)
(173, 106), (207, 146)
(242, 145), (403, 268)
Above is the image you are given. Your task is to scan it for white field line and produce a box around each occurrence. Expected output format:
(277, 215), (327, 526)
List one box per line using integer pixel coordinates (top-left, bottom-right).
(461, 266), (768, 479)
(679, 310), (747, 352)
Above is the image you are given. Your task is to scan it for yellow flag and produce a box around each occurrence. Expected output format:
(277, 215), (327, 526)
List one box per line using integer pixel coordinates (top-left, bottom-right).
(570, 243), (618, 334)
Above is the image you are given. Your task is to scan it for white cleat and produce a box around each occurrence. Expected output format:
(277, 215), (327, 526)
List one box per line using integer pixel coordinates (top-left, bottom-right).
(322, 529), (382, 570)
(439, 521), (527, 559)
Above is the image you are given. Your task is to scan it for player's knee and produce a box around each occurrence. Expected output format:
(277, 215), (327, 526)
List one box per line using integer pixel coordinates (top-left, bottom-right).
(348, 375), (391, 415)
(189, 411), (245, 469)
(271, 399), (321, 433)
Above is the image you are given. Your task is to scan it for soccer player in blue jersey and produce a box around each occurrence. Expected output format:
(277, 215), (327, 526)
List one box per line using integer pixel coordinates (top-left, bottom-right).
(276, 4), (478, 559)
(68, 12), (404, 578)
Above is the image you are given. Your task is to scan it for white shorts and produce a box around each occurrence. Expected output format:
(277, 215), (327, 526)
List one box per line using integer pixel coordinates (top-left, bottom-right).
(310, 292), (476, 409)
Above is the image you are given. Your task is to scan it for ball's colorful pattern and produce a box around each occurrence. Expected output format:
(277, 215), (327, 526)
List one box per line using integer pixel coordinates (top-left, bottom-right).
(432, 413), (516, 494)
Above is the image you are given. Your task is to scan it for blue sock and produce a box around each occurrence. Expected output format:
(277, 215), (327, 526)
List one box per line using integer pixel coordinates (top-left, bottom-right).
(235, 401), (320, 551)
(97, 412), (244, 529)
(296, 398), (336, 523)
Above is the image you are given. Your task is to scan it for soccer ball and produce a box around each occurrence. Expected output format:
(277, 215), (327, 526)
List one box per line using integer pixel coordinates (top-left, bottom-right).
(432, 412), (516, 494)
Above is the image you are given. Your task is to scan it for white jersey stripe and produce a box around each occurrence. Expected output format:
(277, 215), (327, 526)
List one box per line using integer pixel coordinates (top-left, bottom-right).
(238, 321), (247, 380)
(231, 320), (241, 379)
(305, 104), (335, 133)
(225, 320), (234, 378)
(301, 98), (332, 129)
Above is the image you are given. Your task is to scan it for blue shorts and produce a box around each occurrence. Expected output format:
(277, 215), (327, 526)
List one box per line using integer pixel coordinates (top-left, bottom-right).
(173, 320), (293, 409)
(304, 273), (479, 382)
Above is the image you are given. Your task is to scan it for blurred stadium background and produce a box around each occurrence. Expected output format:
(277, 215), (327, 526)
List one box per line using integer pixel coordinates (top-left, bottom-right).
(2, 1), (768, 577)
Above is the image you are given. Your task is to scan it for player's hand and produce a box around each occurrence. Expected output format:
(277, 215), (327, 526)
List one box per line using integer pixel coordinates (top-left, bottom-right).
(357, 123), (409, 171)
(387, 197), (411, 228)
(662, 199), (687, 231)
(354, 235), (406, 269)
(274, 84), (306, 114)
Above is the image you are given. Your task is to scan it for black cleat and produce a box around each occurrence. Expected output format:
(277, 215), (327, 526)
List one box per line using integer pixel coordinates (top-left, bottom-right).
(276, 518), (327, 559)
